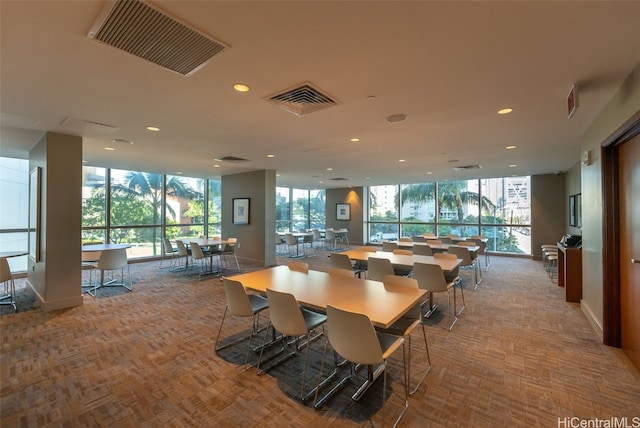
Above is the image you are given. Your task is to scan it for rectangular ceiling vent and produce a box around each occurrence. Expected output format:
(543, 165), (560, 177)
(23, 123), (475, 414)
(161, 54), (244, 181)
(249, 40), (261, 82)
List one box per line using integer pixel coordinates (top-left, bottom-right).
(215, 156), (249, 163)
(329, 177), (348, 181)
(87, 0), (228, 76)
(453, 164), (482, 171)
(267, 83), (339, 117)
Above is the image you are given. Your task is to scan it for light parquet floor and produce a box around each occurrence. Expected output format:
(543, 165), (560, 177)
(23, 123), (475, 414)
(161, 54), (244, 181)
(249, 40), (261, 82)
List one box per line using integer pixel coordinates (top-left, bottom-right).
(1, 249), (639, 427)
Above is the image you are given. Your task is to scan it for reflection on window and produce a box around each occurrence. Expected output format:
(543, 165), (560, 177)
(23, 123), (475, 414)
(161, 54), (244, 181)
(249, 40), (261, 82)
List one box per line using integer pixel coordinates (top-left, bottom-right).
(369, 177), (531, 254)
(276, 187), (326, 232)
(276, 187), (290, 232)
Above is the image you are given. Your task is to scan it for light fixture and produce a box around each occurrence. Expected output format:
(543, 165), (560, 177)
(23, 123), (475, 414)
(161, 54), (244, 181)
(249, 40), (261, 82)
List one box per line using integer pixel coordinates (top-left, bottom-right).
(426, 171), (432, 175)
(233, 83), (250, 92)
(146, 126), (160, 131)
(213, 164), (221, 168)
(386, 113), (407, 123)
(175, 172), (183, 175)
(509, 164), (518, 167)
(498, 108), (513, 115)
(267, 154), (275, 158)
(104, 147), (115, 151)
(326, 167), (333, 171)
(350, 137), (360, 142)
(506, 145), (517, 150)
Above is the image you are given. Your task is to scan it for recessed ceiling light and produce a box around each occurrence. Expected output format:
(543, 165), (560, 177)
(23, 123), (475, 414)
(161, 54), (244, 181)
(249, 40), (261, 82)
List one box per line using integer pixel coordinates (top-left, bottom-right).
(176, 172), (183, 175)
(506, 145), (517, 149)
(326, 167), (333, 171)
(104, 147), (115, 151)
(213, 164), (221, 168)
(386, 113), (408, 123)
(398, 159), (406, 163)
(350, 137), (360, 142)
(233, 83), (250, 92)
(276, 174), (280, 177)
(267, 154), (275, 158)
(498, 108), (513, 115)
(367, 95), (376, 101)
(426, 171), (432, 175)
(318, 181), (324, 184)
(509, 164), (518, 167)
(82, 160), (87, 163)
(146, 126), (160, 131)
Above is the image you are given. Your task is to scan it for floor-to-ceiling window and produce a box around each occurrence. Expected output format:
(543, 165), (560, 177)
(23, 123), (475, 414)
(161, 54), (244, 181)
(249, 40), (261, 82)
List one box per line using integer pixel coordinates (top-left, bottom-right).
(0, 158), (29, 272)
(276, 187), (326, 232)
(81, 166), (221, 260)
(369, 176), (531, 254)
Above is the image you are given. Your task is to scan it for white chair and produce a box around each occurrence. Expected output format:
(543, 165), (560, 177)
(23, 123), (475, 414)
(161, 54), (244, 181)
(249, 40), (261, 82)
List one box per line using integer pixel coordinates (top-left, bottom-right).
(391, 249), (413, 276)
(447, 245), (479, 290)
(174, 240), (191, 271)
(220, 238), (240, 270)
(328, 267), (356, 278)
(312, 229), (325, 250)
(159, 238), (178, 270)
(190, 242), (212, 276)
(81, 242), (102, 295)
(0, 257), (16, 312)
(330, 253), (365, 278)
(470, 236), (490, 270)
(285, 233), (302, 258)
(215, 278), (269, 368)
(382, 241), (398, 252)
(313, 305), (408, 427)
(459, 241), (482, 284)
(302, 234), (315, 256)
(89, 248), (132, 295)
(367, 257), (395, 281)
(378, 275), (431, 395)
(288, 261), (309, 273)
(325, 229), (337, 250)
(412, 244), (433, 256)
(412, 262), (459, 331)
(257, 289), (327, 400)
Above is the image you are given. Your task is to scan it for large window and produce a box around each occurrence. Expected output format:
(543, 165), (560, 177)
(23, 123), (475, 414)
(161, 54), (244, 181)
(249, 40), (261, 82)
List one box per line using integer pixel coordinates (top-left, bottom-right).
(81, 166), (220, 260)
(369, 177), (531, 254)
(0, 158), (29, 272)
(276, 187), (325, 232)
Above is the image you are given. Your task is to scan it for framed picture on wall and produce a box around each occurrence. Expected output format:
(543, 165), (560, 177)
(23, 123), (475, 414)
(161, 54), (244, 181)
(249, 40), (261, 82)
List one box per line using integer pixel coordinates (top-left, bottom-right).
(233, 198), (250, 225)
(336, 203), (350, 221)
(569, 195), (576, 227)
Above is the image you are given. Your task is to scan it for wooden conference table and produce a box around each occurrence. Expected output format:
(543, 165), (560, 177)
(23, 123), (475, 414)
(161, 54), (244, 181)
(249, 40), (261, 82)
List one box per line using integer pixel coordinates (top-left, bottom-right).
(230, 265), (427, 329)
(337, 249), (462, 273)
(389, 240), (480, 255)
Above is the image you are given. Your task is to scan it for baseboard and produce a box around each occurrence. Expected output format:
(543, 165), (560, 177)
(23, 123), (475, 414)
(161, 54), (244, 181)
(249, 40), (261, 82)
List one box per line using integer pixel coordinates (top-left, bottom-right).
(25, 279), (84, 312)
(581, 300), (604, 342)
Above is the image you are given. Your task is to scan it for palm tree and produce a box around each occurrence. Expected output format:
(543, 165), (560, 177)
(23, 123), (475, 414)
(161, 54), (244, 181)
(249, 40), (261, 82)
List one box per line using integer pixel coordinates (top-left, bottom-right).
(111, 172), (199, 254)
(400, 181), (495, 225)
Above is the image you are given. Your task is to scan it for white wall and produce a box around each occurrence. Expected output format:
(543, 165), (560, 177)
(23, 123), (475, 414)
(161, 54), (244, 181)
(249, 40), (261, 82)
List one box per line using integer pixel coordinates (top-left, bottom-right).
(580, 62), (640, 340)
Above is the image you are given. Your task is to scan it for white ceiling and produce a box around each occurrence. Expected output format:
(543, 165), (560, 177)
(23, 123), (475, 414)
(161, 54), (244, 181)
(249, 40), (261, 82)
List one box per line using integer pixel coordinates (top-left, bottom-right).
(2, 1), (639, 189)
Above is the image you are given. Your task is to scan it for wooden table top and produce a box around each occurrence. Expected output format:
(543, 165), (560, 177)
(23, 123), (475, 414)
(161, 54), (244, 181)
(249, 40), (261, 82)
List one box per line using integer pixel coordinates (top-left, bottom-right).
(229, 265), (427, 329)
(81, 243), (131, 252)
(389, 240), (480, 253)
(337, 250), (462, 272)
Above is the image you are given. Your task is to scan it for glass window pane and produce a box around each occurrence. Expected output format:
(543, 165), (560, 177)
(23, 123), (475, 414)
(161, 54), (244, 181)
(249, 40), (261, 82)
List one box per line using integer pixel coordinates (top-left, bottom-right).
(369, 223), (399, 242)
(110, 170), (163, 226)
(0, 158), (29, 272)
(110, 227), (162, 259)
(292, 189), (309, 231)
(276, 187), (290, 232)
(400, 182), (436, 222)
(208, 179), (222, 236)
(309, 189), (326, 229)
(400, 224), (435, 238)
(166, 174), (205, 227)
(370, 185), (398, 221)
(82, 166), (106, 228)
(436, 180), (485, 225)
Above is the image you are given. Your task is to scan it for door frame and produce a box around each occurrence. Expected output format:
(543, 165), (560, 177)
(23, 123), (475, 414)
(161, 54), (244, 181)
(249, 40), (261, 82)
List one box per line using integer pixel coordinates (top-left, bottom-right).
(602, 111), (640, 347)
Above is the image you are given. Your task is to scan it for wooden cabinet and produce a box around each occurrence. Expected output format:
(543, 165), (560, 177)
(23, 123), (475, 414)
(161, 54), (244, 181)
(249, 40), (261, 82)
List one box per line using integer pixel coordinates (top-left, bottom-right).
(557, 243), (582, 303)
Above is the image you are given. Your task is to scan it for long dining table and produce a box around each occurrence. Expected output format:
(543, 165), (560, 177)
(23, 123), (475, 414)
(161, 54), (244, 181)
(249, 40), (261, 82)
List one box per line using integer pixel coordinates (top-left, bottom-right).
(336, 249), (462, 273)
(229, 265), (428, 406)
(389, 240), (480, 255)
(230, 265), (426, 329)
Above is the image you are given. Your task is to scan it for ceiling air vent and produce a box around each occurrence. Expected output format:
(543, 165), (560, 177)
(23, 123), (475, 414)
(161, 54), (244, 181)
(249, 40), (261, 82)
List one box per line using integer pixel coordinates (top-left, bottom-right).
(329, 177), (348, 181)
(87, 0), (228, 76)
(453, 165), (482, 171)
(215, 156), (249, 163)
(267, 83), (339, 117)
